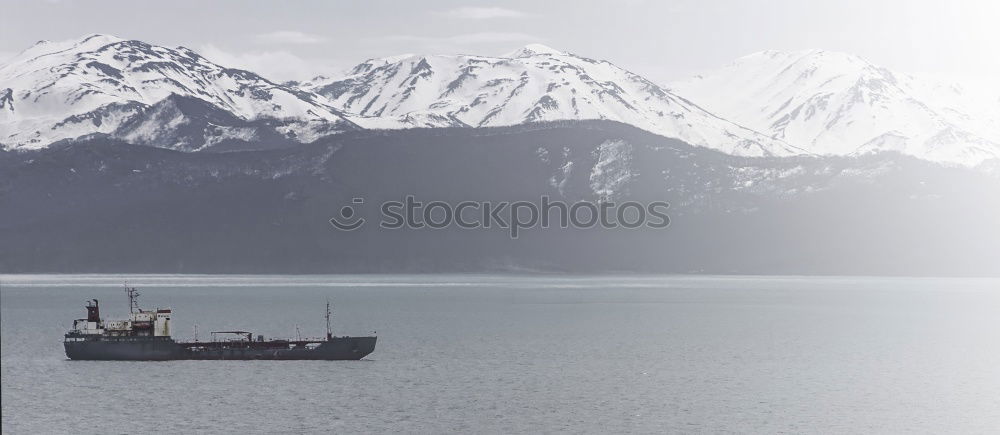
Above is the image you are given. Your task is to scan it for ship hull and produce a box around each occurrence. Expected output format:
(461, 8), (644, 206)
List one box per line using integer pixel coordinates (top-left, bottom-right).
(64, 336), (377, 361)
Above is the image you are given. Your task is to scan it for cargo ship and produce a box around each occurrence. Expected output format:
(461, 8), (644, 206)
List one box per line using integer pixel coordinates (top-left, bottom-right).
(64, 286), (376, 360)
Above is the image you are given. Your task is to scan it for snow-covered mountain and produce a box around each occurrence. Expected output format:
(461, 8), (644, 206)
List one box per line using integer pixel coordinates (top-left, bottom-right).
(4, 35), (997, 166)
(0, 34), (357, 151)
(304, 44), (803, 157)
(670, 49), (1000, 166)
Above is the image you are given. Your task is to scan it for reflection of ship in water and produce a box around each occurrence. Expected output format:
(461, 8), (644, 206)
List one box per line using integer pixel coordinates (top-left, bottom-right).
(63, 286), (376, 360)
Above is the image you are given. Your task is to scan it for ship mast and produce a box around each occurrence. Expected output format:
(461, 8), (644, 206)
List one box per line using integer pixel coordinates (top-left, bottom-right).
(325, 298), (332, 340)
(125, 283), (140, 313)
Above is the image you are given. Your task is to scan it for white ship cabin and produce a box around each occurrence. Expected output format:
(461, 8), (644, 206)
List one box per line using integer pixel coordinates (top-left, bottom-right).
(71, 299), (172, 337)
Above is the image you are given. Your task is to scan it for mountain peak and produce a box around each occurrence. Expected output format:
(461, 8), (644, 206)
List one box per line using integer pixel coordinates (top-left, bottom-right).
(504, 43), (564, 58)
(309, 43), (796, 157)
(7, 33), (126, 65)
(672, 49), (1000, 165)
(0, 34), (358, 151)
(77, 33), (125, 45)
(738, 49), (865, 65)
(67, 33), (127, 53)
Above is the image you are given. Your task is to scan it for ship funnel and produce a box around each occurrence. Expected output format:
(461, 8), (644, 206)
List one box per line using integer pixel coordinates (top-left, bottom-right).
(86, 299), (101, 322)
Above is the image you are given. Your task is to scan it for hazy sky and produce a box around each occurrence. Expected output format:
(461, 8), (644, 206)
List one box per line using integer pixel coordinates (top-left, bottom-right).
(1, 0), (998, 83)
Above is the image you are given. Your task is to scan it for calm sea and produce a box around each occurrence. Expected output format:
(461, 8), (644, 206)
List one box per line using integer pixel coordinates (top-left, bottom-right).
(2, 275), (999, 433)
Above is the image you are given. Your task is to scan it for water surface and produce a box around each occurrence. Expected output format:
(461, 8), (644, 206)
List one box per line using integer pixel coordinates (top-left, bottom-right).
(2, 275), (999, 433)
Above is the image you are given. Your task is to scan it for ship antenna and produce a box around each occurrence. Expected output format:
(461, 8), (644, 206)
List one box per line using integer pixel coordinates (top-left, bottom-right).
(325, 298), (332, 340)
(125, 282), (140, 313)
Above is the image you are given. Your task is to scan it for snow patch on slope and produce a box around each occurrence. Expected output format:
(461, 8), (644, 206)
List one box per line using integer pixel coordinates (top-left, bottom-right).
(590, 140), (635, 199)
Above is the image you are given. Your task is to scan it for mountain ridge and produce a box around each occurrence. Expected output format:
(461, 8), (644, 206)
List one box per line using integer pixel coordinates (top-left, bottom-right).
(0, 33), (358, 151)
(2, 35), (997, 167)
(305, 45), (802, 157)
(669, 49), (1000, 166)
(3, 120), (998, 274)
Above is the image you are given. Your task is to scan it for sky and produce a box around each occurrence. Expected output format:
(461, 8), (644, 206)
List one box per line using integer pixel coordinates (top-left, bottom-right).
(1, 0), (998, 84)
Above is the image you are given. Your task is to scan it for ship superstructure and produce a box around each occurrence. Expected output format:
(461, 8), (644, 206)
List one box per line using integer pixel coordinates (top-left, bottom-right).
(71, 287), (172, 339)
(64, 286), (376, 361)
